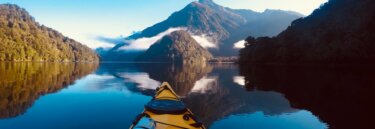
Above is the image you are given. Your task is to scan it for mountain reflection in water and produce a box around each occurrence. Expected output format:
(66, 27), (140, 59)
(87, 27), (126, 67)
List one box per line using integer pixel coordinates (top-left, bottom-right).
(0, 62), (99, 118)
(240, 64), (375, 129)
(100, 63), (327, 129)
(0, 62), (331, 129)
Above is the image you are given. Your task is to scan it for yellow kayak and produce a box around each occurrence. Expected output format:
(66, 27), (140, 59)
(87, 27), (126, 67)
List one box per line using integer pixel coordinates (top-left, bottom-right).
(130, 82), (206, 129)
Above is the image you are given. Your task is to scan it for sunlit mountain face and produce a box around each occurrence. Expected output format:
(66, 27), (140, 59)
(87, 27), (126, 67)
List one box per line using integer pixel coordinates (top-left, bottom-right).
(0, 4), (99, 62)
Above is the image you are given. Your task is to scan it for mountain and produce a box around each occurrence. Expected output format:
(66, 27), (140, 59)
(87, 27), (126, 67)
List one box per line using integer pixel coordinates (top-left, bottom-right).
(0, 4), (99, 62)
(100, 0), (303, 60)
(137, 30), (212, 64)
(239, 0), (375, 64)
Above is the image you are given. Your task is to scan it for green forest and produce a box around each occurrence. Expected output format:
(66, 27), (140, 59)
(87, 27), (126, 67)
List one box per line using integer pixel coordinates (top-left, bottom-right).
(239, 0), (375, 64)
(0, 4), (99, 62)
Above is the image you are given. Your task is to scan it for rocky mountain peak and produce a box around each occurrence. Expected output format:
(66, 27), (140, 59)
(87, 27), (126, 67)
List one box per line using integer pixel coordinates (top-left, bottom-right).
(198, 0), (216, 6)
(199, 0), (213, 3)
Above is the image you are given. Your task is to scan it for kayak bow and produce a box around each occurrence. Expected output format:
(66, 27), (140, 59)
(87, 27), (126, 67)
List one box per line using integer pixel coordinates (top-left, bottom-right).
(130, 82), (206, 129)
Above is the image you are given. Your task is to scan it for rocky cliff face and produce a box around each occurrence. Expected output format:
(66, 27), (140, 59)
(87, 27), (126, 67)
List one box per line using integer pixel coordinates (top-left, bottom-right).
(0, 4), (99, 62)
(240, 0), (375, 63)
(137, 30), (213, 64)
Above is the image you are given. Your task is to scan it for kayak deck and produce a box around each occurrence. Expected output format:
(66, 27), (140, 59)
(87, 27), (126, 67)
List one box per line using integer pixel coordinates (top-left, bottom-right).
(130, 82), (205, 129)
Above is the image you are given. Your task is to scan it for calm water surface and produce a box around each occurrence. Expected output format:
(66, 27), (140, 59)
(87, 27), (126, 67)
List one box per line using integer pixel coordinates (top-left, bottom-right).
(0, 62), (373, 129)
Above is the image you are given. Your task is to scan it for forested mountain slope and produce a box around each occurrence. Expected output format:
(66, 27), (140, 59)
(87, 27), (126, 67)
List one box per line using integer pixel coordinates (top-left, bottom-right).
(0, 4), (98, 62)
(240, 0), (375, 63)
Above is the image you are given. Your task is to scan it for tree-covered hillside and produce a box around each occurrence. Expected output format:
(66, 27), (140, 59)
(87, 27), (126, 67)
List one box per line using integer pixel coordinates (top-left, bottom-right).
(0, 4), (99, 62)
(239, 0), (375, 64)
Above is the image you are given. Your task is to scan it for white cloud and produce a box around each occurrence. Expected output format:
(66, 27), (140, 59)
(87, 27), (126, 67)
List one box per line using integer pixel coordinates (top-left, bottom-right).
(233, 76), (246, 86)
(191, 34), (217, 48)
(62, 32), (117, 49)
(190, 76), (217, 93)
(119, 72), (161, 90)
(118, 27), (219, 51)
(119, 27), (186, 50)
(63, 74), (121, 92)
(233, 40), (246, 49)
(89, 74), (116, 80)
(85, 38), (116, 49)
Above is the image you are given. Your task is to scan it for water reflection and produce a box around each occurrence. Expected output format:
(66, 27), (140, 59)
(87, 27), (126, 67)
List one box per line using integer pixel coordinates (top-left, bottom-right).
(233, 76), (245, 86)
(120, 73), (160, 90)
(134, 63), (325, 128)
(0, 63), (330, 129)
(0, 62), (98, 118)
(190, 76), (217, 94)
(137, 63), (213, 96)
(240, 64), (375, 129)
(211, 110), (326, 129)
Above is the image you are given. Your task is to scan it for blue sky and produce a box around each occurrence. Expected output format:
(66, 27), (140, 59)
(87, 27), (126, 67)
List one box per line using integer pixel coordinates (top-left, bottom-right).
(0, 0), (327, 48)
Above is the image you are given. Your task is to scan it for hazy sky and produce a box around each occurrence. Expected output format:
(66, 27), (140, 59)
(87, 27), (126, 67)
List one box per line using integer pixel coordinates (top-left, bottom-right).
(215, 0), (328, 15)
(0, 0), (328, 48)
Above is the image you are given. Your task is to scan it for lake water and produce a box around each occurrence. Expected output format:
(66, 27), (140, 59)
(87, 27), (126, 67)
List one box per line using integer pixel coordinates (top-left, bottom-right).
(0, 62), (373, 129)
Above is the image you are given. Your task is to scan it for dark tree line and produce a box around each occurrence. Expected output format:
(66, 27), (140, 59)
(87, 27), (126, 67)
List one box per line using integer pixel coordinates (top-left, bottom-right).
(240, 0), (375, 64)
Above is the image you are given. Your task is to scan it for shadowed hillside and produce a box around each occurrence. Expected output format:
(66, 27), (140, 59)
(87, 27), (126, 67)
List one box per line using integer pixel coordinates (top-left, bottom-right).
(240, 0), (375, 64)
